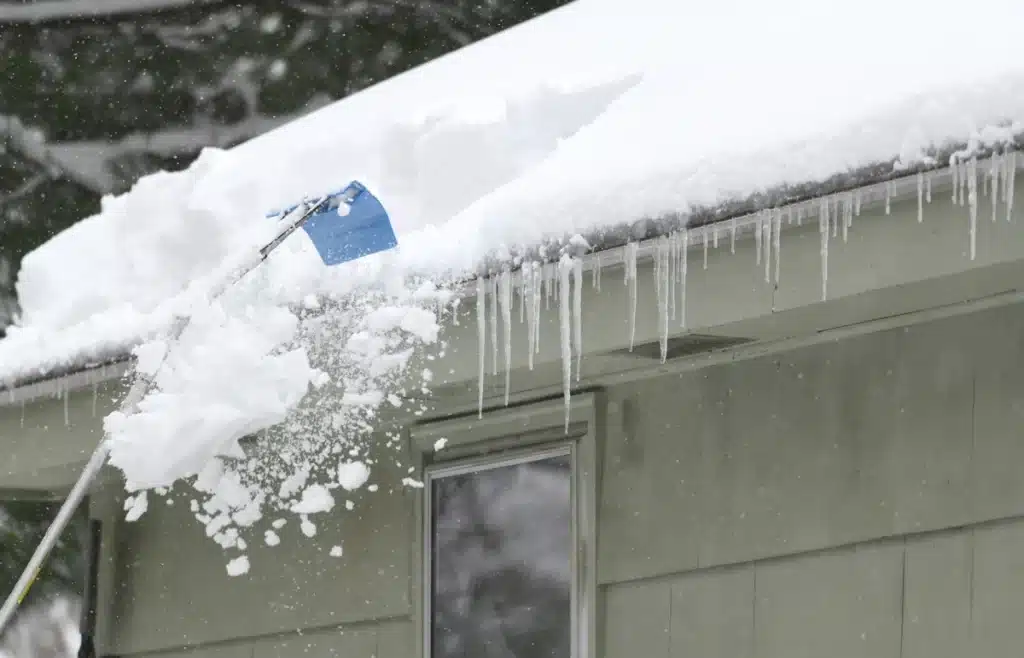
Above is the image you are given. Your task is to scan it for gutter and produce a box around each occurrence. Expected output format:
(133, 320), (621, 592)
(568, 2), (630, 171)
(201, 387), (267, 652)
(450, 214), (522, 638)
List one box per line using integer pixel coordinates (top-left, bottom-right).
(1, 144), (1019, 406)
(0, 359), (131, 409)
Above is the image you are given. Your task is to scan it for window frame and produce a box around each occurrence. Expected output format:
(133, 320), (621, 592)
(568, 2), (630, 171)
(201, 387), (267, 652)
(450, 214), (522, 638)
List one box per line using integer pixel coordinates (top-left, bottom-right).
(410, 392), (599, 658)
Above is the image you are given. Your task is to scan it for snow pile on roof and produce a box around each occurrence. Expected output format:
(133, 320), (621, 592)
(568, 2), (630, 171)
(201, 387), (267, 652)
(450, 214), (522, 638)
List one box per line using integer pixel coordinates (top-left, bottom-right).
(5, 0), (1024, 386)
(3, 0), (1024, 571)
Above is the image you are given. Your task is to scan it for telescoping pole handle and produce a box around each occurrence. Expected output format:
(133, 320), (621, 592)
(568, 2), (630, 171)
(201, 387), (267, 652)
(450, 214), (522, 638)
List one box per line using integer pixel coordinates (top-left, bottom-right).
(0, 196), (329, 636)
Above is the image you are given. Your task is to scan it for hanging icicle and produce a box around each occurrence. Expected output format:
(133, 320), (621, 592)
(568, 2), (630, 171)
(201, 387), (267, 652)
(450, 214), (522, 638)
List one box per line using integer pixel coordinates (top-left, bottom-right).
(668, 231), (677, 321)
(926, 170), (932, 204)
(773, 209), (782, 288)
(1007, 149), (1017, 222)
(654, 237), (671, 363)
(625, 242), (639, 350)
(730, 217), (737, 254)
(713, 226), (719, 249)
(968, 157), (978, 260)
(63, 390), (69, 427)
(854, 191), (862, 217)
(917, 172), (924, 223)
(476, 277), (486, 418)
(679, 229), (689, 329)
(518, 269), (526, 325)
(91, 383), (98, 418)
(951, 157), (959, 203)
(763, 212), (772, 283)
(754, 214), (763, 266)
(960, 160), (969, 206)
(702, 229), (709, 270)
(572, 258), (583, 382)
(842, 195), (851, 243)
(489, 276), (499, 376)
(885, 182), (892, 216)
(819, 198), (830, 301)
(558, 256), (573, 431)
(992, 154), (1000, 223)
(498, 269), (513, 406)
(529, 263), (542, 367)
(592, 253), (601, 291)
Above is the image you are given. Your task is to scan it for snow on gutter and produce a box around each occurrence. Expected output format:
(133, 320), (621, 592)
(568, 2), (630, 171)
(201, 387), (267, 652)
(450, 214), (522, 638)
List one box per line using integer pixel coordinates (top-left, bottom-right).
(4, 146), (1018, 407)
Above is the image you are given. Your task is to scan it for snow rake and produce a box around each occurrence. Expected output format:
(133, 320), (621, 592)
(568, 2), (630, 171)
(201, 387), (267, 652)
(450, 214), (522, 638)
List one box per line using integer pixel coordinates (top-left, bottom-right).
(0, 181), (398, 639)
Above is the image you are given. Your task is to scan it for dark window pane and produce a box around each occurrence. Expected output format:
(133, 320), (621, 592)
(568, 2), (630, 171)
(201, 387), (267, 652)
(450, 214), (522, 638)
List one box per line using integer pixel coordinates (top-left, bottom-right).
(431, 454), (572, 658)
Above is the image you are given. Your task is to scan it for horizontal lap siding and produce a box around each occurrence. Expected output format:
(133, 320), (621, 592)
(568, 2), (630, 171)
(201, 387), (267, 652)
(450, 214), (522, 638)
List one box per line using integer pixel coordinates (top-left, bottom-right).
(598, 302), (1024, 658)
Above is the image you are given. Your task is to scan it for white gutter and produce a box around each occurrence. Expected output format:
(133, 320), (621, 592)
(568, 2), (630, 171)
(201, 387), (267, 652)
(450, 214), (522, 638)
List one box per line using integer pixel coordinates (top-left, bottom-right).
(0, 359), (131, 409)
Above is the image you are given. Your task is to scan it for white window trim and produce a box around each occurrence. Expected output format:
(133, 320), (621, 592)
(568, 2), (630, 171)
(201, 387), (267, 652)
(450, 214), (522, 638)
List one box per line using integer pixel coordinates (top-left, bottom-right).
(409, 392), (599, 658)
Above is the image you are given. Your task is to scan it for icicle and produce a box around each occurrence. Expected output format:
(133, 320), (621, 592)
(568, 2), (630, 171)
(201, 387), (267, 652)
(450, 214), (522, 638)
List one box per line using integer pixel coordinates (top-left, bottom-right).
(654, 238), (670, 362)
(572, 258), (583, 381)
(525, 265), (537, 370)
(917, 173), (924, 223)
(829, 198), (837, 238)
(854, 191), (862, 217)
(819, 198), (830, 301)
(713, 226), (719, 249)
(968, 157), (978, 261)
(702, 230), (709, 270)
(926, 171), (932, 203)
(668, 232), (677, 321)
(490, 277), (499, 376)
(763, 213), (772, 283)
(544, 261), (552, 311)
(518, 269), (526, 325)
(730, 217), (737, 254)
(992, 154), (1000, 223)
(960, 160), (969, 206)
(91, 383), (98, 418)
(679, 229), (689, 329)
(63, 390), (69, 427)
(476, 277), (486, 418)
(843, 195), (852, 241)
(773, 209), (782, 288)
(20, 401), (25, 429)
(535, 265), (544, 355)
(558, 256), (573, 431)
(592, 253), (601, 291)
(885, 182), (891, 215)
(754, 214), (763, 266)
(952, 156), (960, 204)
(498, 269), (513, 406)
(625, 242), (639, 350)
(1007, 150), (1017, 222)
(797, 205), (805, 226)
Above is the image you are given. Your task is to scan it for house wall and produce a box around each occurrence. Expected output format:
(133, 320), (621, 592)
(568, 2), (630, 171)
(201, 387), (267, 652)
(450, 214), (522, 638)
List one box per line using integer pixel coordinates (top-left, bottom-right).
(91, 297), (1024, 658)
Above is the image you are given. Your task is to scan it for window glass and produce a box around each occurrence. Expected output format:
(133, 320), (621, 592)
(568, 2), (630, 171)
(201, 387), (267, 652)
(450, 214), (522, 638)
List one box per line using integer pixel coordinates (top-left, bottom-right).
(430, 453), (572, 658)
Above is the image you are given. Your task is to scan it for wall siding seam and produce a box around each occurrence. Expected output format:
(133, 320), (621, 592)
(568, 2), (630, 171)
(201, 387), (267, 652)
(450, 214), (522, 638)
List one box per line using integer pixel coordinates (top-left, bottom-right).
(898, 540), (907, 658)
(598, 509), (1024, 591)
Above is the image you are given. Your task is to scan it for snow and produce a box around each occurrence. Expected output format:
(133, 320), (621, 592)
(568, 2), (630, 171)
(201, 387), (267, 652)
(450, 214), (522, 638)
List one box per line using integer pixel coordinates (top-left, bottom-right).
(329, 545), (344, 558)
(337, 461), (370, 491)
(290, 484), (334, 515)
(225, 555), (250, 577)
(3, 0), (1024, 570)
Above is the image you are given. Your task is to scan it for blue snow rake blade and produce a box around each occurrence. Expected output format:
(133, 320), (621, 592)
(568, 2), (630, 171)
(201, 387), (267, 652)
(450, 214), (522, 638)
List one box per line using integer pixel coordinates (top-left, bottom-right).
(274, 181), (398, 266)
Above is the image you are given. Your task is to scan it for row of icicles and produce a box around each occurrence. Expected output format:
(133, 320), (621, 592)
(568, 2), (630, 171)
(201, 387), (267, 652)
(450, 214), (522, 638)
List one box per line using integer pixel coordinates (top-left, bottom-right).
(473, 150), (1019, 428)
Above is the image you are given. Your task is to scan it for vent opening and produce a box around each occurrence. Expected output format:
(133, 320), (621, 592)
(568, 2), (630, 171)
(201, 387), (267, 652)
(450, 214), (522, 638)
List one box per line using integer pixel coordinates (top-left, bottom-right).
(611, 333), (752, 361)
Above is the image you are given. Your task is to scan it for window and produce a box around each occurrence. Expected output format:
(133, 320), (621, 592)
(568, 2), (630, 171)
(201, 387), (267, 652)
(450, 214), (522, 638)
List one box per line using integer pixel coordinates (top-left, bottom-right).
(416, 394), (596, 658)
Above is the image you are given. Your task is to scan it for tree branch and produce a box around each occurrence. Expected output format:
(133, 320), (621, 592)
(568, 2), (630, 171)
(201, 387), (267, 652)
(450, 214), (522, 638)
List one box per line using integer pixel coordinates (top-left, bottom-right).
(0, 0), (223, 23)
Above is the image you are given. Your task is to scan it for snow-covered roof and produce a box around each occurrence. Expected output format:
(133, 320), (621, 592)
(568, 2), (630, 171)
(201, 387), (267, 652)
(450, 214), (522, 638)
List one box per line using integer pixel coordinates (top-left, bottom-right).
(3, 0), (1024, 390)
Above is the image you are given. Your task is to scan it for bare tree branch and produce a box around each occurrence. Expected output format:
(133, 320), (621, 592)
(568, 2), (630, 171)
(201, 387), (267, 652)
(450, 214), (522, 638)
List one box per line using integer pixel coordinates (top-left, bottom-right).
(0, 0), (223, 23)
(0, 173), (50, 214)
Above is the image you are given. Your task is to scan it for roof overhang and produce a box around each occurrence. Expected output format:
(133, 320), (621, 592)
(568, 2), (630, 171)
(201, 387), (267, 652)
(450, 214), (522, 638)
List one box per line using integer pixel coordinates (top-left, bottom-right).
(3, 148), (1021, 407)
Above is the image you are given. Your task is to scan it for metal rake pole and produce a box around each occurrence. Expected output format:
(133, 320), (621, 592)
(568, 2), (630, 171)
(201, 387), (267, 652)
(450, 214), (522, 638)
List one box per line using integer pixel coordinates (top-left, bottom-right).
(0, 197), (328, 635)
